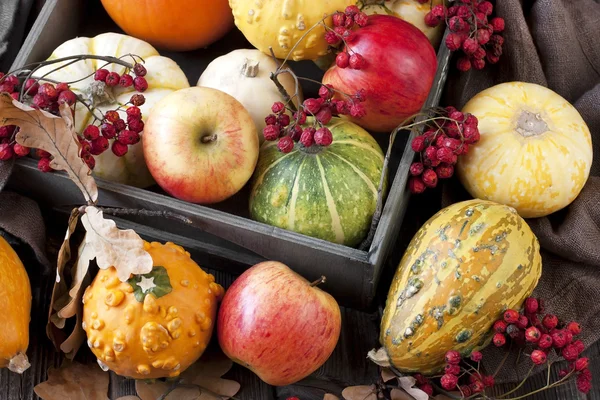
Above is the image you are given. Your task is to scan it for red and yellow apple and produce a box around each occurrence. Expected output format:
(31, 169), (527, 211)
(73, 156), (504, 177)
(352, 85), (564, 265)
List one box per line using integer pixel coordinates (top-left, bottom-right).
(217, 261), (342, 386)
(143, 87), (259, 204)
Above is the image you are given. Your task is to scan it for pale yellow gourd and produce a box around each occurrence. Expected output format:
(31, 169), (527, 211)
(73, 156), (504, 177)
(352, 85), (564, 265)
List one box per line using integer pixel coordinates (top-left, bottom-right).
(229, 0), (356, 61)
(34, 33), (190, 188)
(359, 0), (446, 48)
(457, 82), (593, 218)
(197, 49), (302, 143)
(0, 235), (31, 374)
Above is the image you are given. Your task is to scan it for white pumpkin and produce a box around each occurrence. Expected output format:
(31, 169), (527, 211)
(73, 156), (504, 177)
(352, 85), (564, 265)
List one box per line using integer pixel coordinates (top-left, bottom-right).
(34, 33), (190, 188)
(197, 49), (301, 144)
(360, 0), (446, 48)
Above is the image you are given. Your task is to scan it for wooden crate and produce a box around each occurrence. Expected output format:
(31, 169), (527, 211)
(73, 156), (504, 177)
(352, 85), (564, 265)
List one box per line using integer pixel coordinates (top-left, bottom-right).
(7, 0), (452, 309)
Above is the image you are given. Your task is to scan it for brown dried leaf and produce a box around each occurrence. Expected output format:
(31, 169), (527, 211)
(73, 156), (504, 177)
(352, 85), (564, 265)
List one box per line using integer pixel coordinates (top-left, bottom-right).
(324, 394), (341, 400)
(116, 397), (141, 400)
(34, 361), (109, 400)
(381, 367), (398, 383)
(0, 93), (98, 203)
(341, 385), (377, 400)
(46, 208), (80, 348)
(81, 206), (153, 281)
(57, 240), (94, 319)
(398, 377), (429, 400)
(135, 381), (202, 400)
(390, 389), (416, 400)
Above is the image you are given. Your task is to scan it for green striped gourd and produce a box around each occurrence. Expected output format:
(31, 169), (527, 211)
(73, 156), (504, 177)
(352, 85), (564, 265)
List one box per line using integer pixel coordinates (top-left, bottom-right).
(370, 199), (542, 375)
(249, 118), (385, 247)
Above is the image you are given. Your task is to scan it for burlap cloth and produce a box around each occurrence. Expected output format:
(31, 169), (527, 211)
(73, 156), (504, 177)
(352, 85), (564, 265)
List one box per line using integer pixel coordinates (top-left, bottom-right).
(442, 0), (600, 383)
(0, 0), (50, 270)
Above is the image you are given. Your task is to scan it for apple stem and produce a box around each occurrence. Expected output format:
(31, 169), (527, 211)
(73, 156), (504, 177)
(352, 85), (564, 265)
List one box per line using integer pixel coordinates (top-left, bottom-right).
(201, 134), (218, 143)
(310, 276), (327, 287)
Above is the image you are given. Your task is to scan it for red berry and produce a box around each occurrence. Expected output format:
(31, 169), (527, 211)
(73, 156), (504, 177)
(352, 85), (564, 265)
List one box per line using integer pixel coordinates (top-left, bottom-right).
(564, 330), (574, 345)
(418, 383), (433, 396)
(128, 119), (144, 133)
(444, 350), (461, 365)
(90, 136), (110, 155)
(57, 90), (77, 106)
(37, 156), (53, 172)
(538, 334), (553, 349)
(577, 374), (592, 394)
(524, 298), (539, 314)
(354, 12), (368, 27)
(457, 57), (472, 72)
(504, 309), (519, 324)
(493, 320), (508, 333)
(445, 33), (464, 51)
(105, 72), (120, 87)
(32, 93), (49, 109)
(332, 12), (346, 27)
(335, 52), (350, 68)
(12, 143), (29, 157)
(490, 17), (505, 32)
(0, 82), (15, 94)
(464, 113), (478, 128)
(349, 53), (365, 70)
(477, 1), (494, 16)
(436, 163), (454, 179)
(525, 326), (541, 343)
(117, 130), (140, 145)
(303, 98), (323, 115)
(579, 368), (592, 381)
(314, 127), (333, 146)
(575, 358), (589, 372)
(477, 29), (492, 45)
(293, 111), (307, 125)
(424, 146), (439, 166)
(475, 12), (488, 27)
(271, 102), (285, 114)
(289, 125), (303, 141)
(463, 126), (480, 144)
(79, 138), (92, 153)
(462, 38), (479, 55)
(552, 330), (568, 349)
(349, 103), (366, 118)
(56, 82), (69, 93)
(263, 125), (280, 141)
(414, 374), (427, 385)
(472, 58), (486, 70)
(506, 323), (520, 339)
(133, 76), (148, 92)
(100, 123), (116, 139)
(300, 127), (315, 147)
(39, 83), (58, 100)
(94, 68), (110, 81)
(493, 333), (506, 347)
(473, 47), (486, 60)
(324, 31), (340, 45)
(83, 125), (100, 140)
(436, 147), (455, 164)
(24, 78), (39, 95)
(35, 148), (50, 158)
(531, 350), (547, 365)
(471, 380), (485, 394)
(119, 74), (134, 87)
(133, 63), (147, 77)
(486, 52), (501, 64)
(344, 5), (360, 16)
(409, 176), (426, 194)
(470, 351), (483, 362)
(411, 136), (427, 152)
(574, 340), (585, 353)
(0, 143), (14, 160)
(82, 152), (95, 169)
(516, 315), (529, 329)
(130, 94), (146, 106)
(9, 92), (18, 100)
(441, 374), (458, 391)
(111, 140), (128, 157)
(335, 100), (350, 115)
(445, 364), (461, 375)
(125, 106), (142, 121)
(277, 136), (294, 153)
(422, 169), (438, 188)
(4, 75), (18, 86)
(105, 110), (120, 123)
(490, 34), (505, 47)
(459, 385), (472, 397)
(276, 114), (290, 127)
(410, 162), (424, 176)
(448, 16), (468, 33)
(482, 375), (495, 388)
(542, 314), (559, 330)
(562, 344), (580, 361)
(424, 11), (441, 27)
(566, 322), (582, 335)
(113, 118), (127, 132)
(0, 125), (15, 138)
(315, 107), (332, 125)
(318, 85), (333, 100)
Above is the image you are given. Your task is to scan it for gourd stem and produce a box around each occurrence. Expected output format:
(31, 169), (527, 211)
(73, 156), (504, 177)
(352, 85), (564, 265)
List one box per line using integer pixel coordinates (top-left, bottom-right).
(310, 276), (326, 287)
(241, 58), (260, 78)
(8, 353), (30, 374)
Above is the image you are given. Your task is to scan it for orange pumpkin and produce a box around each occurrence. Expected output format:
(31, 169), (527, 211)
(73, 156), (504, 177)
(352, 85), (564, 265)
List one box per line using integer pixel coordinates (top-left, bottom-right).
(100, 0), (235, 51)
(0, 235), (31, 373)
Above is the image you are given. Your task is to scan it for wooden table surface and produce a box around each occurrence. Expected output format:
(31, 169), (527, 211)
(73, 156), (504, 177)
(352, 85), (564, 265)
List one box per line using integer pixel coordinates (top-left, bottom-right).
(2, 199), (599, 400)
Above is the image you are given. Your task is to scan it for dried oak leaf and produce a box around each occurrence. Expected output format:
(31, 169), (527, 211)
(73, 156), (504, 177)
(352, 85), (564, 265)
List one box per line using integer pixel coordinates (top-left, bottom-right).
(34, 361), (109, 400)
(381, 367), (398, 383)
(0, 93), (98, 203)
(341, 385), (377, 400)
(136, 350), (240, 400)
(398, 376), (429, 400)
(390, 389), (417, 400)
(324, 394), (341, 400)
(81, 206), (153, 281)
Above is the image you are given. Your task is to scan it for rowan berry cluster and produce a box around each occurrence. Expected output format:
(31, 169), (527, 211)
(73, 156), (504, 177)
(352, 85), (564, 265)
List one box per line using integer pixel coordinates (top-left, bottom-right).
(324, 5), (369, 70)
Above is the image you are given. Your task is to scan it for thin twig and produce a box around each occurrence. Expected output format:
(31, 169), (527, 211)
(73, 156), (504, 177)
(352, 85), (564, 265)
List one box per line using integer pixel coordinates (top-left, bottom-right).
(97, 207), (193, 225)
(268, 48), (298, 112)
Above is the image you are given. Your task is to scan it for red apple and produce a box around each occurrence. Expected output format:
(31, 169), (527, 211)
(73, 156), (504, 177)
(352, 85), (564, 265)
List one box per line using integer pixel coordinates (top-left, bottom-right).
(323, 14), (438, 133)
(217, 261), (342, 386)
(143, 86), (259, 204)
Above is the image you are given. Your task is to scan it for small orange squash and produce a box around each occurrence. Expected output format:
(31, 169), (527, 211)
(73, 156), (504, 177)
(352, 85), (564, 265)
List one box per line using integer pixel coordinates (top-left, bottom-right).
(0, 235), (32, 373)
(100, 0), (234, 52)
(82, 241), (224, 379)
